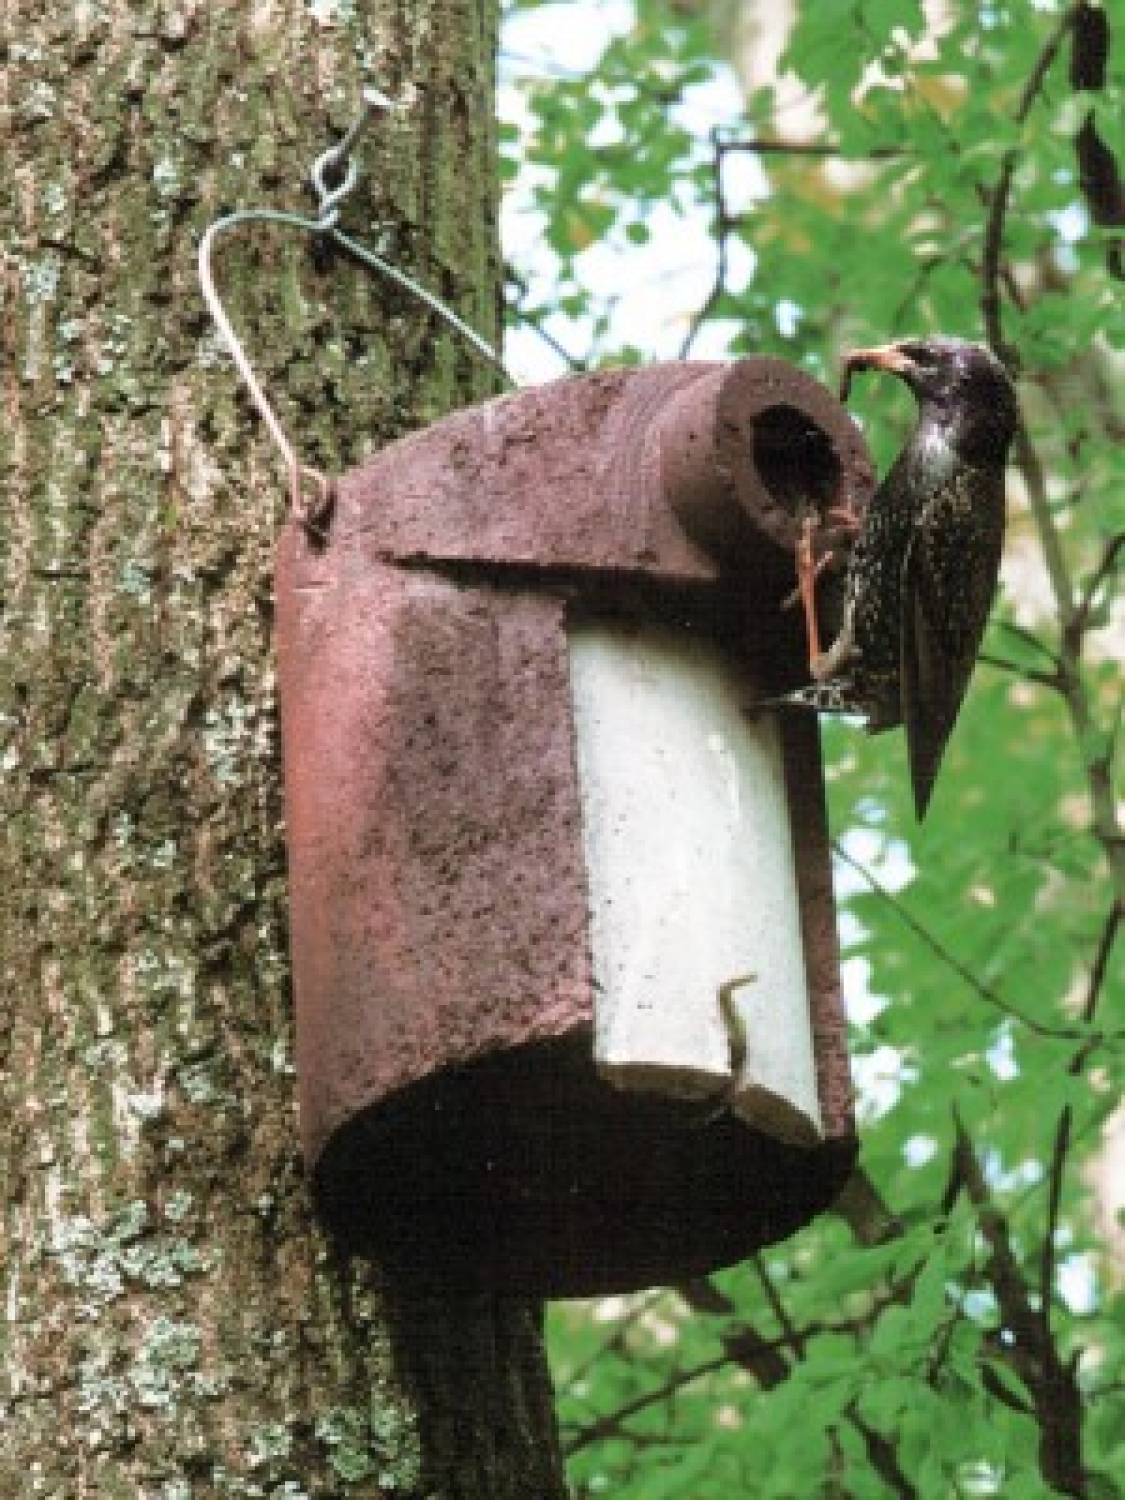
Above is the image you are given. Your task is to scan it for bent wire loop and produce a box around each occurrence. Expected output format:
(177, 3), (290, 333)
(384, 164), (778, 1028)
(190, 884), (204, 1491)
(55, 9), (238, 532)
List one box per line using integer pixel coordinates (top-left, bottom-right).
(197, 86), (513, 532)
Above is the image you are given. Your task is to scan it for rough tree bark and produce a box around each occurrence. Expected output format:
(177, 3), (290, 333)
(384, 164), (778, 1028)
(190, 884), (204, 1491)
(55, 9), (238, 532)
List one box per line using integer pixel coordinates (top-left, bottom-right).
(0, 3), (565, 1495)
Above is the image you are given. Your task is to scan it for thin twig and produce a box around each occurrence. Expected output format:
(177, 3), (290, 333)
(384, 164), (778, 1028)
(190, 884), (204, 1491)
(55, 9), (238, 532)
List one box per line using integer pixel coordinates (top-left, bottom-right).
(717, 135), (905, 162)
(681, 128), (908, 357)
(504, 267), (589, 373)
(846, 1408), (919, 1499)
(1017, 428), (1079, 631)
(830, 840), (1086, 1041)
(1039, 1103), (1073, 1346)
(1079, 901), (1123, 1028)
(995, 618), (1065, 669)
(561, 1351), (731, 1455)
(753, 1253), (806, 1360)
(1072, 532), (1125, 646)
(1006, 436), (1125, 906)
(557, 1292), (665, 1396)
(978, 651), (1063, 691)
(679, 130), (733, 360)
(563, 1273), (922, 1456)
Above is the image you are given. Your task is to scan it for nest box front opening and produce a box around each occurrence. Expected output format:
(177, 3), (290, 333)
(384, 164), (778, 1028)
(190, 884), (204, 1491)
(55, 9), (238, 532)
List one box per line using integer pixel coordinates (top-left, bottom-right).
(276, 357), (874, 1296)
(750, 403), (843, 517)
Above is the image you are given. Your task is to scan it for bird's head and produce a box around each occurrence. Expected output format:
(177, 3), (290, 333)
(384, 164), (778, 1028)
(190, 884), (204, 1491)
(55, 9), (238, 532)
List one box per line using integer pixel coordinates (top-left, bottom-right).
(840, 336), (1018, 463)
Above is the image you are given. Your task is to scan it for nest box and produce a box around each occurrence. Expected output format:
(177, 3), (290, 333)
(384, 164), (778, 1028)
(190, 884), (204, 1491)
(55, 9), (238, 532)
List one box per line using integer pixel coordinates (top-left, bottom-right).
(275, 357), (876, 1295)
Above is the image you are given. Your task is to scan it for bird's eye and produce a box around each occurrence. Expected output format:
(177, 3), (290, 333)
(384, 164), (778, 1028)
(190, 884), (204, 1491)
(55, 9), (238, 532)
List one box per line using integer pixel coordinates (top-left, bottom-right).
(904, 342), (938, 365)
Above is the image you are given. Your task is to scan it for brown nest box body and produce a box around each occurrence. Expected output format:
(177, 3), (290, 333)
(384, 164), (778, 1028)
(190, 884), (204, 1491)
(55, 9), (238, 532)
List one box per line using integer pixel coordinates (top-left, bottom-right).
(275, 358), (875, 1295)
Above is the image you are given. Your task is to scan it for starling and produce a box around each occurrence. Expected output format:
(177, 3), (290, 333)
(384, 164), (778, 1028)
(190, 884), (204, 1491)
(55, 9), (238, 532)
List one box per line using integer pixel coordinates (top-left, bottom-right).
(789, 335), (1018, 819)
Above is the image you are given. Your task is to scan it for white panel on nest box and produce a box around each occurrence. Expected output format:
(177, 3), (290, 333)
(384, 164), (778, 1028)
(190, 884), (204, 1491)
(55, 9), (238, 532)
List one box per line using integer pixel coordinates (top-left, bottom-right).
(567, 618), (823, 1148)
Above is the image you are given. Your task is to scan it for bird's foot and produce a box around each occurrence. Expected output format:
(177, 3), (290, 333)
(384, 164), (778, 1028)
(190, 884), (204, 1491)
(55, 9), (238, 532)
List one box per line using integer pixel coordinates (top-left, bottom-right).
(811, 631), (860, 682)
(755, 677), (862, 717)
(783, 514), (834, 668)
(808, 594), (859, 683)
(824, 500), (863, 538)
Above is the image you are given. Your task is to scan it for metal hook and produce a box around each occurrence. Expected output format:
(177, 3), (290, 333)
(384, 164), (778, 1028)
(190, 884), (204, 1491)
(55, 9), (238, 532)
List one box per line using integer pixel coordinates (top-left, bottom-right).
(197, 87), (513, 535)
(310, 86), (393, 226)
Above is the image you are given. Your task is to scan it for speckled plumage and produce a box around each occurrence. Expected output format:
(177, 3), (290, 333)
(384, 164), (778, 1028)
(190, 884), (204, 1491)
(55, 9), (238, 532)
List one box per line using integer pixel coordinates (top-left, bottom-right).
(794, 336), (1018, 818)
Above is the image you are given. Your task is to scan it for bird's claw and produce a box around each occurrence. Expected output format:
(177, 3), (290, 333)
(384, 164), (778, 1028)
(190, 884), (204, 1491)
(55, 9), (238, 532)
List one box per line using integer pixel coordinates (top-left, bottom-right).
(825, 501), (863, 537)
(808, 650), (835, 683)
(811, 617), (860, 682)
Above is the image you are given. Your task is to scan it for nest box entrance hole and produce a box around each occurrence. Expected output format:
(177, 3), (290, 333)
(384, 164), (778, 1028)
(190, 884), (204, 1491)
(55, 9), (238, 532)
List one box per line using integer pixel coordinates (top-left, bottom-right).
(751, 403), (843, 518)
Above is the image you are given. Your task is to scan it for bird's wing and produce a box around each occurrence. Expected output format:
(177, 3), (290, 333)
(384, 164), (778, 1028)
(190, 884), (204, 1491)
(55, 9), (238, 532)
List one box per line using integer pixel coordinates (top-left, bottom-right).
(900, 482), (1002, 818)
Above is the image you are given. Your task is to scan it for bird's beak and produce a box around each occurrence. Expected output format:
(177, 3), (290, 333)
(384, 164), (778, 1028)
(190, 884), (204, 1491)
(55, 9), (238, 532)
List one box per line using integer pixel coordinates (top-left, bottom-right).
(839, 343), (915, 401)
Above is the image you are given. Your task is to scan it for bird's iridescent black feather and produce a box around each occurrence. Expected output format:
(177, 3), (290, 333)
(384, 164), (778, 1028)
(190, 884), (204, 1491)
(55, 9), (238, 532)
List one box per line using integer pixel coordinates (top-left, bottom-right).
(784, 336), (1018, 818)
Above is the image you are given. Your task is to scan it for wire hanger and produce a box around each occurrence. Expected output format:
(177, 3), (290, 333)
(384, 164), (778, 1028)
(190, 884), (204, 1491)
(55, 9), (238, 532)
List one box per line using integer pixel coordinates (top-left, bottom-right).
(197, 86), (513, 533)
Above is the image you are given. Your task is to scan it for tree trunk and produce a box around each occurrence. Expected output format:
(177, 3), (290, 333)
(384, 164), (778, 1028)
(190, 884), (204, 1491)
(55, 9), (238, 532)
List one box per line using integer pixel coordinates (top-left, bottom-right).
(0, 4), (564, 1495)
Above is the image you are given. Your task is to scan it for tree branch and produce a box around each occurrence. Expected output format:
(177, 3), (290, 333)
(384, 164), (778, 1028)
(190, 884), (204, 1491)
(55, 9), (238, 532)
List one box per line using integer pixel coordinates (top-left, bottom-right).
(1041, 901), (1123, 1344)
(563, 1273), (922, 1457)
(950, 1115), (1088, 1495)
(979, 5), (1081, 358)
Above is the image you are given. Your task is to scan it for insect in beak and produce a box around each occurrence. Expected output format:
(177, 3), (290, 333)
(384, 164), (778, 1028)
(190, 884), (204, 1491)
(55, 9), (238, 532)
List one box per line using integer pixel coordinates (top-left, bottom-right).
(839, 343), (915, 401)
